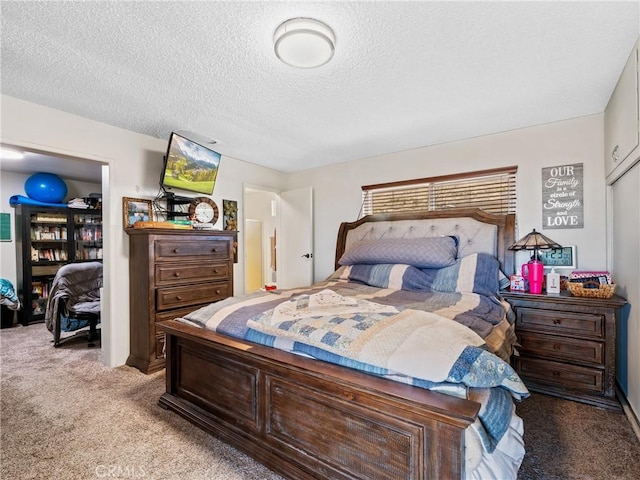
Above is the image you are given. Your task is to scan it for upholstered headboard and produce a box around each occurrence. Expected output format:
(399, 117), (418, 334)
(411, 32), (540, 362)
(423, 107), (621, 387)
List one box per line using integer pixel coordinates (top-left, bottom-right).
(335, 208), (516, 274)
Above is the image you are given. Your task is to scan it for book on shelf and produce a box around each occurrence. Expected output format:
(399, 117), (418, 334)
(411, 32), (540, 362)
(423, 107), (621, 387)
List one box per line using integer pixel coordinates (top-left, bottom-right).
(33, 213), (67, 223)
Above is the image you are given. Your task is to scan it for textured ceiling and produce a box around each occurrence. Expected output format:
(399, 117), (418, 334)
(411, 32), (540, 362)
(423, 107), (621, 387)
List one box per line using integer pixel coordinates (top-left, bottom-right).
(1, 1), (639, 180)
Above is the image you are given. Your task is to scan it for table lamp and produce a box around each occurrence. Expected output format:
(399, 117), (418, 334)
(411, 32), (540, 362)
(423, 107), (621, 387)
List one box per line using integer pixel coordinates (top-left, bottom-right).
(509, 229), (562, 294)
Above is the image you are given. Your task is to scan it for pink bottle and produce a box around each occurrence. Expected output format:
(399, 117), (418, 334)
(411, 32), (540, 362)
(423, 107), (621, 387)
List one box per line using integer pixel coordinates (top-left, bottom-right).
(522, 260), (544, 294)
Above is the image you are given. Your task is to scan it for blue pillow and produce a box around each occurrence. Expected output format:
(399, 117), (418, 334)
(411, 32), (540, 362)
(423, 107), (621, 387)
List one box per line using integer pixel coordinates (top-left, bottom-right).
(339, 236), (458, 269)
(420, 253), (500, 297)
(0, 279), (18, 303)
(342, 264), (434, 291)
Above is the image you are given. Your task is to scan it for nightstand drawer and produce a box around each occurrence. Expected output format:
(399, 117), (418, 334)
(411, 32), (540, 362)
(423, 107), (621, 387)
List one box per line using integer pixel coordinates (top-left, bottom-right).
(516, 307), (604, 338)
(514, 357), (604, 393)
(518, 331), (604, 366)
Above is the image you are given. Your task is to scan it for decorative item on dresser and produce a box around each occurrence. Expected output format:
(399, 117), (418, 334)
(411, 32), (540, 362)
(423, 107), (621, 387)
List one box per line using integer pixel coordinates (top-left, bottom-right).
(508, 228), (562, 294)
(125, 228), (236, 374)
(502, 290), (627, 411)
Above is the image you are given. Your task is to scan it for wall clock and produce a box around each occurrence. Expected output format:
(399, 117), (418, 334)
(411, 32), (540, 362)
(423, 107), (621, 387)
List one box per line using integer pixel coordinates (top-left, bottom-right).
(189, 197), (219, 224)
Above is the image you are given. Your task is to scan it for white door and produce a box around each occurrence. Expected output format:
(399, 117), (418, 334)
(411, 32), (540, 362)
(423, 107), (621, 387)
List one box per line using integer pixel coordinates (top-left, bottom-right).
(278, 187), (313, 289)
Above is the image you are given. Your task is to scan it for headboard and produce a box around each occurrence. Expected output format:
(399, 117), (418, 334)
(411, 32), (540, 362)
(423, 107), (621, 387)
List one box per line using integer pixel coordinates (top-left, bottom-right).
(335, 208), (516, 275)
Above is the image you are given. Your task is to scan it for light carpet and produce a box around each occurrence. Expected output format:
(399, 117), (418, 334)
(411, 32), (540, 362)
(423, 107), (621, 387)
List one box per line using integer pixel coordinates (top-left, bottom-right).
(2, 323), (639, 480)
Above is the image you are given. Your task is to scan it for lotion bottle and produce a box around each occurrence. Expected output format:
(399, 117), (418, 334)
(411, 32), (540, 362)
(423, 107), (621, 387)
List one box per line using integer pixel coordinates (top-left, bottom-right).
(546, 268), (561, 294)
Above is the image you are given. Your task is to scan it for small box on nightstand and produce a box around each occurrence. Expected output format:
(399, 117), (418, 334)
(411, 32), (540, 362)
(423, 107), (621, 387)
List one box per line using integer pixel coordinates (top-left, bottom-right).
(509, 274), (526, 292)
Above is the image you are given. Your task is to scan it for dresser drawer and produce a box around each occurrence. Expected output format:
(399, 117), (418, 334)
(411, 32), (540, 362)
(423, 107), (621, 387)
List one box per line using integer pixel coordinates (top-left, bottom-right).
(156, 282), (231, 311)
(155, 306), (203, 324)
(514, 356), (604, 393)
(153, 307), (208, 361)
(155, 262), (230, 286)
(516, 307), (604, 339)
(518, 331), (604, 366)
(154, 239), (230, 262)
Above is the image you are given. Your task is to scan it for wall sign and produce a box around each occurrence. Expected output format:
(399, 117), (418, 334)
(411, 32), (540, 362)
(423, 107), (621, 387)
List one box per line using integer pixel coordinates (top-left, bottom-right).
(542, 163), (583, 229)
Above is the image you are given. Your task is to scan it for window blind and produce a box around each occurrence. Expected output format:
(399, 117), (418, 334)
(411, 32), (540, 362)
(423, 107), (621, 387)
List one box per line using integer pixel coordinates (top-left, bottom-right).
(361, 167), (516, 217)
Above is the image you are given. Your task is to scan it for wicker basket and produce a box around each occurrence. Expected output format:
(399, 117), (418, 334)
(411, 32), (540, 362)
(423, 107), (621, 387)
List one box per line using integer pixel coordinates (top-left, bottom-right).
(568, 282), (616, 299)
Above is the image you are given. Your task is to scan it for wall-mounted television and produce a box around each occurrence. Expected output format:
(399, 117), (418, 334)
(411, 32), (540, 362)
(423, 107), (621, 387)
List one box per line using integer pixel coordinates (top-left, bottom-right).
(160, 132), (221, 196)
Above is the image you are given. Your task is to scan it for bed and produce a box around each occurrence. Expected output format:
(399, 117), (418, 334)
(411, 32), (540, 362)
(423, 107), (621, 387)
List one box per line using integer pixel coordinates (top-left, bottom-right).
(157, 208), (527, 480)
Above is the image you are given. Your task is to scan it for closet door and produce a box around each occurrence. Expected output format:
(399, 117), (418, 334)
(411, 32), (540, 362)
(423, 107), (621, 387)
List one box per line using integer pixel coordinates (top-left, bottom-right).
(612, 161), (640, 419)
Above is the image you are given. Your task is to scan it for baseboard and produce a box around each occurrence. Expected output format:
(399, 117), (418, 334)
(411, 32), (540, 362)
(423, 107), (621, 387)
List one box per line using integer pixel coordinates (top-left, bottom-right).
(617, 386), (640, 442)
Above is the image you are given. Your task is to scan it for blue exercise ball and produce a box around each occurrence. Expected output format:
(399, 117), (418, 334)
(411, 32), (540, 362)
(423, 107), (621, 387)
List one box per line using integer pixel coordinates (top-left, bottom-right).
(25, 173), (68, 203)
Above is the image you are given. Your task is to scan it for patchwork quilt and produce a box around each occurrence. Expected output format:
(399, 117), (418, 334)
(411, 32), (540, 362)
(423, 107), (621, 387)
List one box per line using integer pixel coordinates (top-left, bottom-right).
(180, 260), (528, 454)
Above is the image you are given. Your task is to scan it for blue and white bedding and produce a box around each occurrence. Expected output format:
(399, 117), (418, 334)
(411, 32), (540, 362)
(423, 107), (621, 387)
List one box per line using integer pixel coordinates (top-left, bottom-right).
(180, 250), (527, 457)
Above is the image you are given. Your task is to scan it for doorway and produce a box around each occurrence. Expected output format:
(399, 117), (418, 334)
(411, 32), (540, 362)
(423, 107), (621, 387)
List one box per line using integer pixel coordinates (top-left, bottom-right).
(0, 146), (108, 361)
(243, 187), (278, 293)
(243, 185), (314, 293)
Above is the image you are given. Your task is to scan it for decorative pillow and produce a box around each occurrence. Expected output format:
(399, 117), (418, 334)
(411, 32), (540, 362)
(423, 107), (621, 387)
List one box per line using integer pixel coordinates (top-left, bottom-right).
(342, 264), (434, 291)
(339, 236), (458, 269)
(420, 253), (500, 297)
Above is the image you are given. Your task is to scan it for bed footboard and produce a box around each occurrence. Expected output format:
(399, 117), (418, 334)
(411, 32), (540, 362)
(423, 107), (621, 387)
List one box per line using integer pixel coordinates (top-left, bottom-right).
(158, 320), (480, 480)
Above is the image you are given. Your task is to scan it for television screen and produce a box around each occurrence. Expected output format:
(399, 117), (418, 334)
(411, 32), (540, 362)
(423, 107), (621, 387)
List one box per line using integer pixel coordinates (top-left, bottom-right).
(161, 132), (221, 195)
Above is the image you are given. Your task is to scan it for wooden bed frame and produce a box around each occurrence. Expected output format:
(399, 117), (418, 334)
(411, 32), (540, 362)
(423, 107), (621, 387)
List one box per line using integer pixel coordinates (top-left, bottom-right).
(158, 208), (516, 480)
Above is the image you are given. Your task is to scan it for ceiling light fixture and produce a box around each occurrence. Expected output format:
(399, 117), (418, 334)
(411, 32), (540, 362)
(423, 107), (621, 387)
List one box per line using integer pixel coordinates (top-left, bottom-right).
(274, 18), (335, 69)
(0, 147), (24, 160)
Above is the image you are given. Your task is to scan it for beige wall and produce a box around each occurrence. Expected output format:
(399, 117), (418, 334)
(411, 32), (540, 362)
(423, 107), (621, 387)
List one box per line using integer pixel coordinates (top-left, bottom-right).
(0, 95), (611, 373)
(1, 94), (287, 367)
(288, 114), (607, 282)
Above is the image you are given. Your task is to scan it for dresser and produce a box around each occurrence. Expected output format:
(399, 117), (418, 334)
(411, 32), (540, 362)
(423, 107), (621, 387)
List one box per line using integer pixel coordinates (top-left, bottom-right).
(126, 228), (236, 374)
(502, 291), (627, 411)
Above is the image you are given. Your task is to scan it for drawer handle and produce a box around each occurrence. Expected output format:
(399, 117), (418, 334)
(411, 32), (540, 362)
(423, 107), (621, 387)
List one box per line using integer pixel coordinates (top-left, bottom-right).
(212, 248), (218, 253)
(552, 371), (560, 378)
(174, 272), (181, 277)
(213, 269), (219, 274)
(215, 289), (221, 294)
(553, 344), (561, 351)
(173, 248), (180, 253)
(612, 145), (620, 162)
(176, 295), (183, 301)
(553, 319), (562, 325)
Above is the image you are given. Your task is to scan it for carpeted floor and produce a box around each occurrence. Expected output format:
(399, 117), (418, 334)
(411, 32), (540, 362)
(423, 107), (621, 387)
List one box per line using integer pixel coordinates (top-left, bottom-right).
(1, 323), (639, 480)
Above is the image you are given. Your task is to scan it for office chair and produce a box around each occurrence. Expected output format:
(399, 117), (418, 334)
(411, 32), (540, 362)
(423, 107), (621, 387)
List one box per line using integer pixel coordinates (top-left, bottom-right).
(45, 261), (102, 347)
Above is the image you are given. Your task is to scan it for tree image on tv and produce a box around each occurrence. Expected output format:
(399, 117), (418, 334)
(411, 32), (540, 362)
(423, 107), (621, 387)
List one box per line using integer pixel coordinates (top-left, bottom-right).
(163, 135), (220, 194)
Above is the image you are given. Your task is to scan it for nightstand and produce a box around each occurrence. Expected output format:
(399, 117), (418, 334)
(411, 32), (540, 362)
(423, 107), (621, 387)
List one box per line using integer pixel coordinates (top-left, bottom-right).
(501, 290), (627, 411)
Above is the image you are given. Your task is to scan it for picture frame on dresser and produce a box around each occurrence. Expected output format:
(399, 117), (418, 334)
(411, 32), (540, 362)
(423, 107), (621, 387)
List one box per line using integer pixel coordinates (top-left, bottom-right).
(122, 197), (153, 229)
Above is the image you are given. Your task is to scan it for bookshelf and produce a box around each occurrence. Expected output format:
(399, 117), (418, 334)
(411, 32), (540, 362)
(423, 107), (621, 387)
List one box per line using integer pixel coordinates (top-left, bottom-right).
(14, 205), (102, 325)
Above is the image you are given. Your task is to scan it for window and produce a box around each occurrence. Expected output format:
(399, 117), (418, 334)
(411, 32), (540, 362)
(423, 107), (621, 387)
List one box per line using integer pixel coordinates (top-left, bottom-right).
(361, 167), (516, 217)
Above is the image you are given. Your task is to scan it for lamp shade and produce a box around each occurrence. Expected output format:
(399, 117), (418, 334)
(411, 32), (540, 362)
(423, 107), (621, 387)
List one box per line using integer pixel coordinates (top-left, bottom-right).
(508, 228), (562, 254)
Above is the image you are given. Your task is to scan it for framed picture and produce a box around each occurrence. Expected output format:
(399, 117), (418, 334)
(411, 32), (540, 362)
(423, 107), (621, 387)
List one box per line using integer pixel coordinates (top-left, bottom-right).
(539, 245), (577, 269)
(222, 199), (238, 231)
(123, 197), (153, 229)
